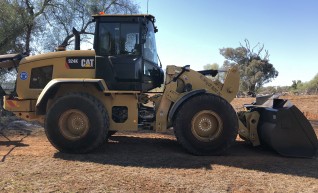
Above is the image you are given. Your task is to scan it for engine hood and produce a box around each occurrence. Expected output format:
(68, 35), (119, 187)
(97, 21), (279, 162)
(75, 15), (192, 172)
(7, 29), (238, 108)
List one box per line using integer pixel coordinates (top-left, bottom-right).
(19, 50), (96, 65)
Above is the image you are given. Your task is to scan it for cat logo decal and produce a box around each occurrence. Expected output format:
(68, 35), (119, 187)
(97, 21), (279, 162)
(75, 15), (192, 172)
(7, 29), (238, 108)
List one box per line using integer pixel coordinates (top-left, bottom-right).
(65, 57), (95, 69)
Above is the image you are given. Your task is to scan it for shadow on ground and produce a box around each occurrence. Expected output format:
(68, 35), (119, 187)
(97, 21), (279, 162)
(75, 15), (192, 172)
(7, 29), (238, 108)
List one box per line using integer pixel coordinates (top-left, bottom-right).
(0, 140), (29, 147)
(0, 136), (30, 162)
(54, 133), (318, 179)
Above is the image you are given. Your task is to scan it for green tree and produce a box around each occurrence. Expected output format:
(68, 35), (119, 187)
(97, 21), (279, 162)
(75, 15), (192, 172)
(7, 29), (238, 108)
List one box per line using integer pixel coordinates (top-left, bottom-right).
(203, 63), (219, 70)
(42, 0), (139, 51)
(258, 86), (277, 95)
(290, 74), (318, 95)
(307, 73), (318, 94)
(0, 1), (26, 54)
(0, 0), (140, 54)
(291, 80), (302, 90)
(202, 63), (226, 82)
(0, 0), (55, 54)
(220, 39), (278, 94)
(0, 0), (139, 86)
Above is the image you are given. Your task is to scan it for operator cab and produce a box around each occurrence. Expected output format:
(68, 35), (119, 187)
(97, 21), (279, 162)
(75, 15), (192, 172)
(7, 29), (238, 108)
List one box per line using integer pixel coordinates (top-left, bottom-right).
(93, 14), (164, 91)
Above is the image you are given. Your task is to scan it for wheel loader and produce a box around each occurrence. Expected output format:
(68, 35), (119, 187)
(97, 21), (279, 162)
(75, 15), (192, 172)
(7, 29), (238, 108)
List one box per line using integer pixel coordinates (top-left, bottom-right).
(0, 14), (317, 157)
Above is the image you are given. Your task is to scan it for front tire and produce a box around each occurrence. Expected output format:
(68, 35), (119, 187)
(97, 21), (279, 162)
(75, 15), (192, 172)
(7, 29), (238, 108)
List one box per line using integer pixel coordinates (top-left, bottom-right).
(45, 93), (109, 153)
(173, 93), (238, 155)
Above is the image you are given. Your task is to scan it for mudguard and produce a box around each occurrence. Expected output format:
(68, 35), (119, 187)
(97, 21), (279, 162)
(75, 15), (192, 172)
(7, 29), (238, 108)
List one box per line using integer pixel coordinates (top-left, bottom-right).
(254, 100), (318, 158)
(36, 79), (107, 115)
(168, 89), (206, 122)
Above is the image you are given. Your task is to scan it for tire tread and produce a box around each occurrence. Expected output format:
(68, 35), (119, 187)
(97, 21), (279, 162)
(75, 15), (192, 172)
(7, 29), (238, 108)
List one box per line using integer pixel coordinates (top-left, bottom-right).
(173, 93), (238, 155)
(45, 92), (109, 153)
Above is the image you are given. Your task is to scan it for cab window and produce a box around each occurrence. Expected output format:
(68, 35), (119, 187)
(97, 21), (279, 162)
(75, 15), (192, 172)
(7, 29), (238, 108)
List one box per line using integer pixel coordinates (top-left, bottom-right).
(99, 23), (140, 56)
(143, 22), (158, 64)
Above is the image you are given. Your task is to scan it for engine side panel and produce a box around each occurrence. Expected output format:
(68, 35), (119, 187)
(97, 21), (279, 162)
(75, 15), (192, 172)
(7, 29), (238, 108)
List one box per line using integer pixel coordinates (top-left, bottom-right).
(16, 50), (96, 99)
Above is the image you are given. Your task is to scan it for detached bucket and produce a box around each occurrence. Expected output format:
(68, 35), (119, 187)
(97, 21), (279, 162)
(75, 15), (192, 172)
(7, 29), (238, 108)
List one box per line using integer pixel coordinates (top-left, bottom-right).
(254, 99), (318, 158)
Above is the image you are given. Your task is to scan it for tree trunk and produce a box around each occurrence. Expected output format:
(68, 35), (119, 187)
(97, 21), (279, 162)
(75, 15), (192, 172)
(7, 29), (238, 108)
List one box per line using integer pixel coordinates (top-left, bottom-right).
(25, 25), (33, 54)
(247, 84), (256, 97)
(0, 85), (5, 116)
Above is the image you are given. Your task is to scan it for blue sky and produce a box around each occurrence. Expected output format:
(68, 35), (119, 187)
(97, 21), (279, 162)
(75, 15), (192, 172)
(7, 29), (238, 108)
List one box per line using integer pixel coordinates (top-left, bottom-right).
(135, 0), (318, 86)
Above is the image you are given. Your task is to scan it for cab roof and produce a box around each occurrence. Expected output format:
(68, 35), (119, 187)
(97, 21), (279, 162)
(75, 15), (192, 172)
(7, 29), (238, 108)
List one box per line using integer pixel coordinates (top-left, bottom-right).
(92, 14), (156, 25)
(92, 14), (155, 20)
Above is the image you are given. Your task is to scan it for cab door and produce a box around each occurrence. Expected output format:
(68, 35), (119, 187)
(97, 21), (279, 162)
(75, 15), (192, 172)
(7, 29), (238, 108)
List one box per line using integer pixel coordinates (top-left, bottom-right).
(95, 21), (143, 90)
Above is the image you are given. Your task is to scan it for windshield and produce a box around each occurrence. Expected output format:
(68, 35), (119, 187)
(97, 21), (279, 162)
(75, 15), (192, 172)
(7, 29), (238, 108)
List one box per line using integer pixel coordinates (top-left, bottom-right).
(143, 22), (158, 64)
(98, 23), (140, 55)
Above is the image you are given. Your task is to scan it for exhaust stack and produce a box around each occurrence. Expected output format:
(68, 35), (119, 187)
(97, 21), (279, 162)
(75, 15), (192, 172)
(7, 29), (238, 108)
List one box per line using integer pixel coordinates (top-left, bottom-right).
(73, 27), (80, 50)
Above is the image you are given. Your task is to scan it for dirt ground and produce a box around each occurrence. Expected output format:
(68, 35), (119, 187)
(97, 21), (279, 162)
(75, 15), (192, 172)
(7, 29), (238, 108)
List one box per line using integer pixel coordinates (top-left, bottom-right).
(0, 95), (317, 192)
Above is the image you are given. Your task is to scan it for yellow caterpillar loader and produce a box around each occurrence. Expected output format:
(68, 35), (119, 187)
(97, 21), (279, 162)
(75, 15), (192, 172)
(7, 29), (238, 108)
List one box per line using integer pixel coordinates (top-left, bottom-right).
(1, 14), (317, 157)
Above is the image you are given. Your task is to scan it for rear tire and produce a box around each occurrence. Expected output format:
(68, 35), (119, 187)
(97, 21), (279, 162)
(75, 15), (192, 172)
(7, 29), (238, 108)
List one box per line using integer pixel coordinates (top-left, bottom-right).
(173, 93), (238, 155)
(45, 93), (109, 153)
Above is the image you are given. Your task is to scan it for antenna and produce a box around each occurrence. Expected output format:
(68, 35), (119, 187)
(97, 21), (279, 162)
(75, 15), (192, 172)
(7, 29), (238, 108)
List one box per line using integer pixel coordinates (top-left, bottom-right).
(147, 0), (149, 14)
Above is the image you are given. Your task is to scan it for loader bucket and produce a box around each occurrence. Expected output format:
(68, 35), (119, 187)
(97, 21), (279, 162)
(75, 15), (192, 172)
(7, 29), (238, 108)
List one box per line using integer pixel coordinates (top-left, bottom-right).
(253, 99), (318, 158)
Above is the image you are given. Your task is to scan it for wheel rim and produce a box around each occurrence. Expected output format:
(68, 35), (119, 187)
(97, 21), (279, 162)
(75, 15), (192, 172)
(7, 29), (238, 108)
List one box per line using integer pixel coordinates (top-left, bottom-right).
(58, 109), (90, 141)
(191, 110), (223, 142)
